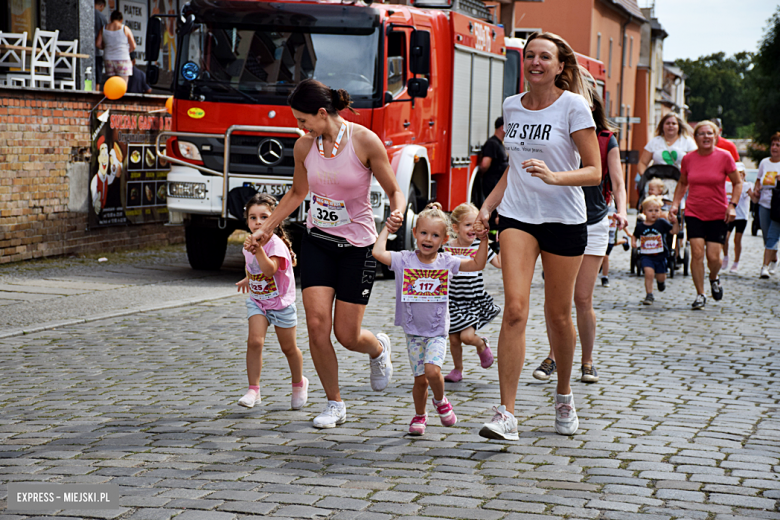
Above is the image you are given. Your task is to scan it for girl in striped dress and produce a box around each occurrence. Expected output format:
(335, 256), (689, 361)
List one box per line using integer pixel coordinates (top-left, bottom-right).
(444, 203), (502, 382)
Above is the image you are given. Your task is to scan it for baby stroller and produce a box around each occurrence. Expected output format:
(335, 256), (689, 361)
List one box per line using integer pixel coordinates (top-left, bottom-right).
(630, 164), (690, 278)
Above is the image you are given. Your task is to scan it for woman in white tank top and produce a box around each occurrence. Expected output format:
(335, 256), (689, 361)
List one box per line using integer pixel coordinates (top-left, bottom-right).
(96, 10), (136, 84)
(246, 80), (406, 429)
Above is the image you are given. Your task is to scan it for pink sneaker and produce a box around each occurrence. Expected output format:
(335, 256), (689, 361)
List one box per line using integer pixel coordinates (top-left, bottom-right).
(478, 338), (494, 369)
(291, 376), (308, 410)
(433, 397), (457, 427)
(408, 414), (427, 435)
(444, 369), (463, 382)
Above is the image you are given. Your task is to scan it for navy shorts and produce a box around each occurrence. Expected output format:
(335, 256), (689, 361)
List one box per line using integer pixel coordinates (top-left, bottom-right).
(497, 215), (587, 257)
(640, 254), (667, 274)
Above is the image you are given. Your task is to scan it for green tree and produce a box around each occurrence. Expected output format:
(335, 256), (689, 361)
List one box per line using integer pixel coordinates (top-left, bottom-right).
(675, 52), (754, 138)
(748, 6), (780, 162)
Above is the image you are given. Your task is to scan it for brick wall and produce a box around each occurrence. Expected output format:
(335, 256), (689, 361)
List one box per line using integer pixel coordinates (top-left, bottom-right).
(0, 87), (183, 265)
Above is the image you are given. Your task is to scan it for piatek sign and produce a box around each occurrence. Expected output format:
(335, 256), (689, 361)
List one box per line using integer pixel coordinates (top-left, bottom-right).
(88, 109), (172, 228)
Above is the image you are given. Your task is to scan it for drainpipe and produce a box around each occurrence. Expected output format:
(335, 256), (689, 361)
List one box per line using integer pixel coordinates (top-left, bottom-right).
(619, 14), (633, 194)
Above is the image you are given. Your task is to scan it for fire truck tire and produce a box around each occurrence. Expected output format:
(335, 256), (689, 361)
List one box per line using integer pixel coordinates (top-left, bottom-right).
(185, 224), (228, 271)
(382, 186), (420, 278)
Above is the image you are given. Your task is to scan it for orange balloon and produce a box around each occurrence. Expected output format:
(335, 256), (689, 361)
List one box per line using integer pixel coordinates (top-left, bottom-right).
(165, 96), (173, 115)
(103, 76), (127, 100)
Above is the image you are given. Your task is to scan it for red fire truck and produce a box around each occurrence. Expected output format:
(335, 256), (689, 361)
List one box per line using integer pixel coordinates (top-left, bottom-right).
(148, 0), (506, 270)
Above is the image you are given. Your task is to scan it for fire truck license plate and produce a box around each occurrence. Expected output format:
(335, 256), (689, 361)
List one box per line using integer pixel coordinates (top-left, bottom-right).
(242, 182), (292, 197)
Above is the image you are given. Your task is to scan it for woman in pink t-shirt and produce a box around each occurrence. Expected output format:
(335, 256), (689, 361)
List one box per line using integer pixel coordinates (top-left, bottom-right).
(670, 120), (741, 310)
(246, 79), (405, 429)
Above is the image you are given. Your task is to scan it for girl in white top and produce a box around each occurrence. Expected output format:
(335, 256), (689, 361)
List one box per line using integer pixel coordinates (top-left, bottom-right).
(477, 32), (601, 440)
(723, 163), (753, 273)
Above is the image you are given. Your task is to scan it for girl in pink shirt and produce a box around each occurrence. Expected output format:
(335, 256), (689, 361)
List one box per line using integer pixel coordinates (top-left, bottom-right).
(236, 194), (308, 411)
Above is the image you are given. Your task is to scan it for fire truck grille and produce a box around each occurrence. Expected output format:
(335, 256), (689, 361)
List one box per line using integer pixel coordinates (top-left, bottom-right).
(191, 136), (298, 177)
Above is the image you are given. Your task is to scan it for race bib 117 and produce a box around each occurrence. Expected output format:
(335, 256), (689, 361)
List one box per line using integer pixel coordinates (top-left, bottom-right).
(402, 268), (449, 302)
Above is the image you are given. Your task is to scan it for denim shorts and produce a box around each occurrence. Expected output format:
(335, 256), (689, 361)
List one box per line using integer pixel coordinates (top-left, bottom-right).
(640, 254), (667, 274)
(246, 298), (298, 329)
(758, 205), (780, 250)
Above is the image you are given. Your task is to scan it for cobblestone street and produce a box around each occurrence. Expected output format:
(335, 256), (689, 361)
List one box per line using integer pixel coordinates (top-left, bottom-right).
(1, 224), (779, 520)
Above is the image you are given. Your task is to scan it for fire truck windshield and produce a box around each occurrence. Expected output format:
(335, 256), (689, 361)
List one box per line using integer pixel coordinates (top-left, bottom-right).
(176, 23), (380, 106)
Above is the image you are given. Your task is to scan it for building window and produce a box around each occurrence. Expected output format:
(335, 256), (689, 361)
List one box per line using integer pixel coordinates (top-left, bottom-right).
(608, 38), (613, 78)
(629, 36), (634, 67)
(596, 32), (601, 61)
(514, 28), (542, 40)
(623, 35), (627, 66)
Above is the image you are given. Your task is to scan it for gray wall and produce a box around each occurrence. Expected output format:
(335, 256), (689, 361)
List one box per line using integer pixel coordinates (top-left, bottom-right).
(39, 0), (97, 90)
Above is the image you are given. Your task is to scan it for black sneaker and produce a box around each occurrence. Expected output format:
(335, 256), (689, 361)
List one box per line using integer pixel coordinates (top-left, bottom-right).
(692, 294), (706, 310)
(601, 276), (609, 287)
(642, 293), (654, 305)
(657, 280), (666, 292)
(710, 278), (723, 301)
(532, 358), (556, 381)
(622, 240), (630, 251)
(581, 364), (599, 383)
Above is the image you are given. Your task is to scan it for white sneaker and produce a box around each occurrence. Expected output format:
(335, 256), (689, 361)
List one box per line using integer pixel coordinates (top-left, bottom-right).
(554, 393), (579, 435)
(760, 265), (770, 279)
(721, 255), (729, 270)
(729, 262), (739, 274)
(370, 333), (393, 391)
(238, 390), (261, 408)
(313, 400), (346, 429)
(291, 377), (309, 410)
(769, 261), (777, 275)
(478, 405), (519, 441)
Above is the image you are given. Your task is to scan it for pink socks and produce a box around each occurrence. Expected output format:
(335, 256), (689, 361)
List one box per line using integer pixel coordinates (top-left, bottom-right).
(292, 380), (305, 388)
(248, 386), (259, 393)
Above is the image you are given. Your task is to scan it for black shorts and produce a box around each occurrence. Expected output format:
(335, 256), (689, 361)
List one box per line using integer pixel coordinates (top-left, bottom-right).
(727, 219), (747, 234)
(300, 227), (377, 305)
(497, 215), (587, 257)
(686, 216), (727, 244)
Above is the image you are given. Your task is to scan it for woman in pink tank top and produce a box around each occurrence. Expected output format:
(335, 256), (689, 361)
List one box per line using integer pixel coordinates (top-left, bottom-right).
(247, 79), (405, 429)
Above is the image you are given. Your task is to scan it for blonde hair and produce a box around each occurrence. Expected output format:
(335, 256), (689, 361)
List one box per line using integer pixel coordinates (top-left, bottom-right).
(641, 195), (664, 212)
(449, 202), (479, 236)
(693, 120), (719, 139)
(525, 32), (592, 106)
(415, 202), (450, 235)
(655, 113), (692, 139)
(647, 178), (667, 194)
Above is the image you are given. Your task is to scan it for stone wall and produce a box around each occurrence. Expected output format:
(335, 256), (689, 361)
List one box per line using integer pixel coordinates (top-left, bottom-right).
(0, 87), (183, 264)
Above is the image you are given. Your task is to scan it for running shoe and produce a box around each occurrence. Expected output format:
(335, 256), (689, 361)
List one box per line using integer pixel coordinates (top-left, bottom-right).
(532, 358), (556, 381)
(643, 293), (654, 305)
(444, 369), (463, 382)
(370, 333), (394, 391)
(313, 400), (347, 429)
(601, 276), (610, 287)
(721, 255), (729, 270)
(770, 261), (778, 275)
(478, 338), (494, 369)
(433, 397), (457, 427)
(554, 393), (579, 435)
(657, 280), (666, 292)
(478, 405), (519, 441)
(710, 278), (723, 301)
(291, 376), (309, 410)
(238, 390), (261, 408)
(622, 240), (630, 251)
(581, 364), (599, 383)
(691, 294), (706, 310)
(729, 262), (739, 274)
(408, 414), (427, 436)
(760, 265), (770, 279)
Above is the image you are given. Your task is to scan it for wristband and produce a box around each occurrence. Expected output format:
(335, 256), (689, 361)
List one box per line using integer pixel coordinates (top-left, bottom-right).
(728, 202), (737, 207)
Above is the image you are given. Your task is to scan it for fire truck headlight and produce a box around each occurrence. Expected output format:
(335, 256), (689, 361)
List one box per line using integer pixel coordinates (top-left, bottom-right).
(370, 191), (383, 208)
(168, 182), (207, 199)
(177, 141), (203, 161)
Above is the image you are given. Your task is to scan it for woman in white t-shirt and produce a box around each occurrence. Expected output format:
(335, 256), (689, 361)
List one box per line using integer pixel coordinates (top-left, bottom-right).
(636, 113), (696, 186)
(753, 132), (780, 278)
(477, 32), (601, 441)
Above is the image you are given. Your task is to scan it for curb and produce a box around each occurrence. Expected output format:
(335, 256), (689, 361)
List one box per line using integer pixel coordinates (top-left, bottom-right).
(0, 292), (237, 340)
